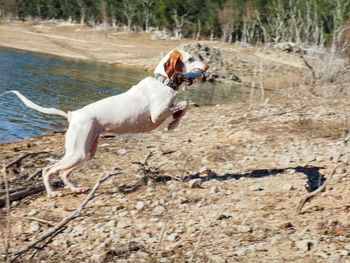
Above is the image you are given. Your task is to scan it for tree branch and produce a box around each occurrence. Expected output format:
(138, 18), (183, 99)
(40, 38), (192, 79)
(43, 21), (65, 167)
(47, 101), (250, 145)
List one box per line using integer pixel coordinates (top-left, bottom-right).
(10, 171), (122, 262)
(297, 132), (350, 214)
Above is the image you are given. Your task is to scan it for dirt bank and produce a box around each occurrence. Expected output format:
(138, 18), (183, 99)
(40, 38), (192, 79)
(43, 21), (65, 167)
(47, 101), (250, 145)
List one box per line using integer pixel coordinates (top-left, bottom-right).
(0, 21), (305, 89)
(1, 95), (350, 262)
(0, 21), (186, 71)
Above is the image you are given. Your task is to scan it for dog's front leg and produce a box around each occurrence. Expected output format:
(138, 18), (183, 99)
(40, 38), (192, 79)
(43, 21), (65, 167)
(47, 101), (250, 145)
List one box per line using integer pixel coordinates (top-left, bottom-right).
(150, 101), (187, 129)
(168, 101), (188, 130)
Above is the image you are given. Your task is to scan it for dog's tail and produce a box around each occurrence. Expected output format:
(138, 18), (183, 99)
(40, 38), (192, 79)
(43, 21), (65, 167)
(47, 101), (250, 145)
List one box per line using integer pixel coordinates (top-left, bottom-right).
(2, 90), (68, 118)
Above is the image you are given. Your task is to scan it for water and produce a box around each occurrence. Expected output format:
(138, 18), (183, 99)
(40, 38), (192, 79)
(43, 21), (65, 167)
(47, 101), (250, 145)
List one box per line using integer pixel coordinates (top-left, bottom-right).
(0, 47), (249, 143)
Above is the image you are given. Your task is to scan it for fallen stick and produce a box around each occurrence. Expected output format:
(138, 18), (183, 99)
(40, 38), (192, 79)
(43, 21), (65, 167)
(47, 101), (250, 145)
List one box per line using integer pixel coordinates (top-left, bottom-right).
(296, 162), (344, 214)
(5, 152), (50, 169)
(10, 171), (121, 262)
(26, 169), (43, 181)
(24, 217), (55, 227)
(188, 209), (224, 263)
(297, 133), (350, 214)
(0, 180), (63, 208)
(2, 162), (11, 263)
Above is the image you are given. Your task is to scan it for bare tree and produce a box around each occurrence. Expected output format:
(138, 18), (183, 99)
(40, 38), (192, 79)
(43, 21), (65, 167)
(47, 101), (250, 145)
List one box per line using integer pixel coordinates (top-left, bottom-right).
(100, 0), (109, 29)
(218, 3), (236, 43)
(338, 20), (350, 60)
(123, 0), (138, 32)
(77, 0), (86, 26)
(196, 18), (201, 40)
(266, 0), (287, 43)
(142, 0), (153, 32)
(242, 0), (258, 44)
(172, 10), (187, 38)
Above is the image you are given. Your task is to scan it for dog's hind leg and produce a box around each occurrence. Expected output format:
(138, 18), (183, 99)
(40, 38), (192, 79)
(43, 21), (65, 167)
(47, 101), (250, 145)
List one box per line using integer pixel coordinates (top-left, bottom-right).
(42, 120), (99, 197)
(59, 167), (89, 194)
(58, 136), (99, 194)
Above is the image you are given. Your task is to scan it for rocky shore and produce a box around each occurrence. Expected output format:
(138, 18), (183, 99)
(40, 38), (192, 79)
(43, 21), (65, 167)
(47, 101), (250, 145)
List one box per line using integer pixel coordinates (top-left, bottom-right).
(0, 21), (349, 263)
(1, 95), (350, 262)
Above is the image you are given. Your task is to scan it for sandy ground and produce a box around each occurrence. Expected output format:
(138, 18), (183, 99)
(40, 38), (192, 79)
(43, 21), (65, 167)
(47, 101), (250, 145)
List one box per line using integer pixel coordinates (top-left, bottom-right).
(0, 21), (305, 88)
(0, 21), (187, 70)
(1, 98), (350, 263)
(0, 21), (349, 263)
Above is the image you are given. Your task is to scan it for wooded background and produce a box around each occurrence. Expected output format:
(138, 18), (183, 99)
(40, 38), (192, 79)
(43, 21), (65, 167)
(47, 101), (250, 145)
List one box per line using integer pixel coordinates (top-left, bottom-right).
(0, 0), (350, 47)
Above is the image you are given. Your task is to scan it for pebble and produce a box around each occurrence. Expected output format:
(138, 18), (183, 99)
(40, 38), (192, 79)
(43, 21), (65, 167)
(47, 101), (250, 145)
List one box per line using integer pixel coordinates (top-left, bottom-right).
(117, 220), (130, 229)
(295, 240), (316, 252)
(209, 186), (220, 194)
(106, 220), (116, 228)
(248, 184), (264, 191)
(118, 211), (128, 217)
(152, 205), (165, 216)
(208, 255), (226, 263)
(72, 225), (86, 236)
(166, 233), (178, 242)
(28, 209), (38, 216)
(314, 250), (328, 259)
(135, 201), (145, 210)
(188, 179), (203, 188)
(30, 221), (40, 232)
(236, 225), (252, 233)
(234, 247), (247, 256)
(117, 148), (128, 155)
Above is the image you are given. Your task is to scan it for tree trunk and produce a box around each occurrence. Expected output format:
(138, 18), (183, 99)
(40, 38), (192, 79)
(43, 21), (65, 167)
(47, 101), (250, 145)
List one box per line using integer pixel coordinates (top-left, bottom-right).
(36, 3), (41, 20)
(242, 19), (247, 44)
(210, 29), (214, 41)
(127, 17), (132, 31)
(144, 12), (150, 32)
(196, 19), (201, 40)
(172, 10), (186, 39)
(112, 18), (117, 30)
(100, 0), (108, 29)
(80, 12), (85, 26)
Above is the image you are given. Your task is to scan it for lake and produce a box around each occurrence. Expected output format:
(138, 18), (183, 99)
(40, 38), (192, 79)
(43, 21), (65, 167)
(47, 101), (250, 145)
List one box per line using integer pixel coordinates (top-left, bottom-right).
(0, 47), (249, 143)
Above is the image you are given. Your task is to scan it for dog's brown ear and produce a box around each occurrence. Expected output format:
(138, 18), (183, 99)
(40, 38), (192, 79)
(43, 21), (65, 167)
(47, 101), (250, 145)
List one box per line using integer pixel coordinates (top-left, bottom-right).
(164, 50), (184, 78)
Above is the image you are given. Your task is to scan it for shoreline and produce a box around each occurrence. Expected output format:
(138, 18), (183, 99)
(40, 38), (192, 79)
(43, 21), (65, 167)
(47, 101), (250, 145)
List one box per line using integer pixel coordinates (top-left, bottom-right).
(0, 21), (189, 71)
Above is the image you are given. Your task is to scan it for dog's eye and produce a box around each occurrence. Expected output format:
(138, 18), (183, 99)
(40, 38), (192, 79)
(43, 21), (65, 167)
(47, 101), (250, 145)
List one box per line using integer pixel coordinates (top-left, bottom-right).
(188, 57), (194, 62)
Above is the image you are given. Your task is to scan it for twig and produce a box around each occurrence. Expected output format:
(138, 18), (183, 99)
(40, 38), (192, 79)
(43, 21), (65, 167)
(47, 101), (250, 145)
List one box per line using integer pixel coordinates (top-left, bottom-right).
(26, 169), (43, 181)
(188, 209), (223, 263)
(5, 152), (49, 169)
(10, 171), (121, 261)
(153, 195), (177, 256)
(259, 60), (265, 103)
(297, 133), (350, 214)
(24, 217), (55, 227)
(2, 162), (11, 263)
(297, 162), (345, 214)
(300, 53), (317, 94)
(0, 180), (64, 208)
(249, 63), (258, 110)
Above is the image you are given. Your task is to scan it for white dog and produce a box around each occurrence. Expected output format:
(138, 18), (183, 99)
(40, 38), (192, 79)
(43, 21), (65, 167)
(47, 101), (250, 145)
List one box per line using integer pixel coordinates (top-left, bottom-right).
(5, 50), (208, 197)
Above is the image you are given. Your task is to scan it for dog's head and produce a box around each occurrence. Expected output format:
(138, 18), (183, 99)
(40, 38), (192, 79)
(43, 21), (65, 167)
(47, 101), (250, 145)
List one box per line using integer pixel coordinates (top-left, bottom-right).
(154, 50), (209, 87)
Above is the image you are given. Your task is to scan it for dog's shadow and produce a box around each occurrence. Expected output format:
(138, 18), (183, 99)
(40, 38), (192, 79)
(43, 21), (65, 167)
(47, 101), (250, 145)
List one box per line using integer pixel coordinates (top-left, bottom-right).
(182, 166), (325, 192)
(116, 165), (325, 194)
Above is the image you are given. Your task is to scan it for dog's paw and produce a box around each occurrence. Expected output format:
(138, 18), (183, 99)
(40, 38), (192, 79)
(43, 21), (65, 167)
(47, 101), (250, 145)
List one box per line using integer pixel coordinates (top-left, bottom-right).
(176, 101), (187, 110)
(48, 191), (64, 198)
(71, 187), (89, 194)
